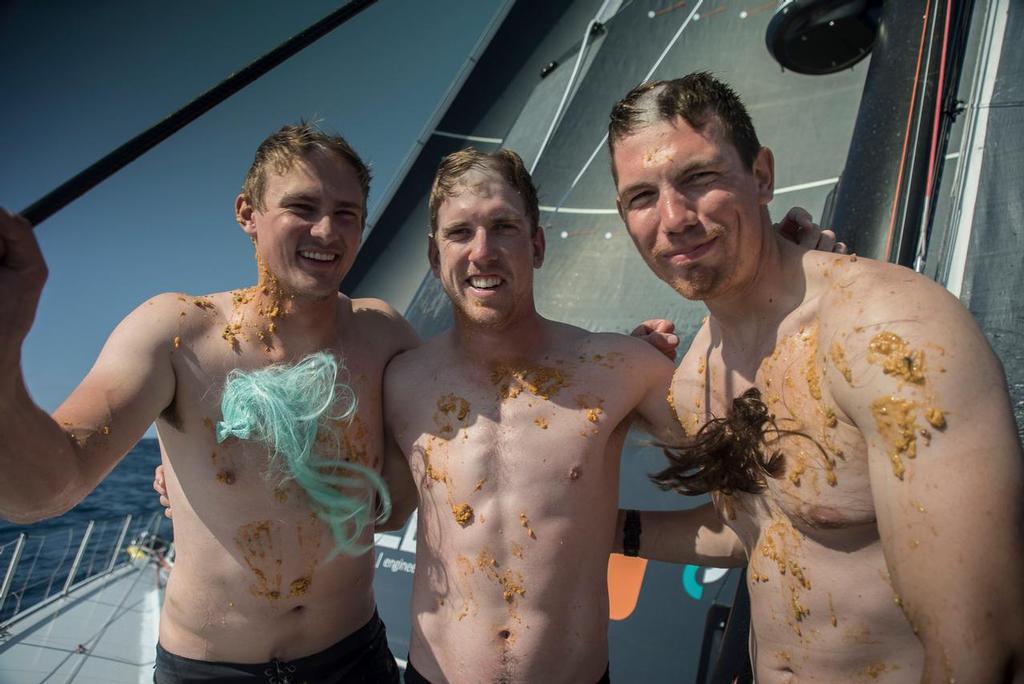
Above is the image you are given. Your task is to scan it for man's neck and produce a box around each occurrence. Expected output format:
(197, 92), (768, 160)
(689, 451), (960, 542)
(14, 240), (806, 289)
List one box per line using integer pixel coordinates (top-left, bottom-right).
(451, 307), (552, 366)
(237, 282), (342, 354)
(705, 227), (808, 355)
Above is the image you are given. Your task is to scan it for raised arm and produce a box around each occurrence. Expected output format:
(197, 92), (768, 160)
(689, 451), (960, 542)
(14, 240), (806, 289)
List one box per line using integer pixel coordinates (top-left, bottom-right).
(0, 210), (176, 523)
(827, 267), (1024, 683)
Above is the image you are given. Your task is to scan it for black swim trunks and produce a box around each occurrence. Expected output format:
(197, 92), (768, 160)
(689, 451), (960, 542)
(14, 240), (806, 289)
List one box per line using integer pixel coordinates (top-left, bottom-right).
(403, 659), (610, 683)
(154, 609), (399, 683)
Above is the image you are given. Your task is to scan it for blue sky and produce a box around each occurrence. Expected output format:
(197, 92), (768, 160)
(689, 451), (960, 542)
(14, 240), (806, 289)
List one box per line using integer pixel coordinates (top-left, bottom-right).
(0, 1), (506, 431)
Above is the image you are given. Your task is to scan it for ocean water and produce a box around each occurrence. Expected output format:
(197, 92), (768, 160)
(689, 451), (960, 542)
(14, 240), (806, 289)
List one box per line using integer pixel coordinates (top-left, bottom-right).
(0, 439), (166, 622)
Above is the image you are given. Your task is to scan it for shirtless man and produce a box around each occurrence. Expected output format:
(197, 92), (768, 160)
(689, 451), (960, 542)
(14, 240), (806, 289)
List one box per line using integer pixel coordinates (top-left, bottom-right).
(382, 148), (688, 683)
(0, 123), (417, 682)
(380, 148), (834, 683)
(608, 73), (1024, 683)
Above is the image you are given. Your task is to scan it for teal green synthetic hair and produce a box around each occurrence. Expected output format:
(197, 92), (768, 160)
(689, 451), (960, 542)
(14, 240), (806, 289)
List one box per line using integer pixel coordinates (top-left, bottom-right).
(216, 351), (391, 556)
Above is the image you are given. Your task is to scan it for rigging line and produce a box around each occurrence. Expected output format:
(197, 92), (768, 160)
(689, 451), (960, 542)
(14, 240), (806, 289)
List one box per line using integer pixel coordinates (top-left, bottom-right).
(433, 130), (504, 144)
(550, 0), (706, 214)
(915, 0), (954, 272)
(883, 0), (933, 260)
(19, 0), (379, 228)
(529, 0), (617, 175)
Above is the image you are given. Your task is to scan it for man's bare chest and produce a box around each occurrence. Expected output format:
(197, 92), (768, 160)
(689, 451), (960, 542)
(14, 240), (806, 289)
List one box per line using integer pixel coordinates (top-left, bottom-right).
(395, 364), (635, 517)
(674, 323), (877, 536)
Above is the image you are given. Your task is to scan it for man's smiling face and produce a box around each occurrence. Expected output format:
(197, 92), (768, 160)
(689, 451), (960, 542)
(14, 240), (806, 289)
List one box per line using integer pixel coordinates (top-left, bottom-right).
(237, 150), (364, 299)
(613, 115), (773, 302)
(430, 166), (544, 329)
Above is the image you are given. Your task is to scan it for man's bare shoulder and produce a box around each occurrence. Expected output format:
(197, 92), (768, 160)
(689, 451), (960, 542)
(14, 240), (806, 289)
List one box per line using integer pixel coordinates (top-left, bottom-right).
(385, 329), (448, 376)
(814, 255), (969, 335)
(349, 296), (419, 354)
(123, 291), (212, 336)
(577, 329), (674, 369)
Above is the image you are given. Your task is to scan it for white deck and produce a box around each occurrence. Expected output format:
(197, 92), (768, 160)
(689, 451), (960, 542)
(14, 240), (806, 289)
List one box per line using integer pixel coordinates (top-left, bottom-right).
(0, 558), (163, 684)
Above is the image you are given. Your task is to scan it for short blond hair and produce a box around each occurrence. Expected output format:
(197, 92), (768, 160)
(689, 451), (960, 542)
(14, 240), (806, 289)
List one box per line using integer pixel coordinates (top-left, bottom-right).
(428, 148), (539, 236)
(241, 122), (371, 215)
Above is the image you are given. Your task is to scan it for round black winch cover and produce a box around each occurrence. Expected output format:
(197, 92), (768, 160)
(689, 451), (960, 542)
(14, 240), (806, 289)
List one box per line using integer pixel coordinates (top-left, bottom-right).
(766, 0), (883, 75)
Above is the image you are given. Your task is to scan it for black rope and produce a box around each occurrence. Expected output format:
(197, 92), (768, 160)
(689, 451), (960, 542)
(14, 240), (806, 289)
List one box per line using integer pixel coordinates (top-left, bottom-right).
(20, 0), (379, 227)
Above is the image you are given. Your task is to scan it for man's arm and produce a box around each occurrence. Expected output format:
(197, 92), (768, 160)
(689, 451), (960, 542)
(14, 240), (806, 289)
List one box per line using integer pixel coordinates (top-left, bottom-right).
(373, 313), (421, 533)
(377, 423), (418, 532)
(611, 504), (745, 567)
(827, 267), (1024, 683)
(609, 336), (745, 567)
(0, 210), (176, 523)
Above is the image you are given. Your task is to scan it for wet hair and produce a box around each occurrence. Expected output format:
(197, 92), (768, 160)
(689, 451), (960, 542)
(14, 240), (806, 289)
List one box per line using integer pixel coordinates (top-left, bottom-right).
(241, 121), (372, 216)
(651, 388), (785, 496)
(217, 352), (390, 556)
(607, 71), (762, 184)
(428, 147), (540, 236)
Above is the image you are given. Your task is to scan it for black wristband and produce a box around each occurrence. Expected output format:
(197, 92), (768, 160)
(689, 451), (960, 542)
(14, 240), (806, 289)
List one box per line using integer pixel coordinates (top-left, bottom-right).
(623, 509), (641, 557)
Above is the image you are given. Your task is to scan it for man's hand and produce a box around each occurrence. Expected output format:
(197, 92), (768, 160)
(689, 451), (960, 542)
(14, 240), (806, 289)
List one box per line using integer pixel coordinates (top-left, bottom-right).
(153, 464), (172, 518)
(630, 319), (679, 360)
(775, 206), (847, 253)
(0, 208), (48, 359)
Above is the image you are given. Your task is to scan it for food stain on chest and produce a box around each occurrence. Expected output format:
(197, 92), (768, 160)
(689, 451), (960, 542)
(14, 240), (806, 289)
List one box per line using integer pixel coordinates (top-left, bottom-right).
(491, 364), (569, 401)
(829, 342), (854, 385)
(574, 394), (605, 434)
(434, 393), (471, 437)
(216, 469), (236, 485)
(417, 434), (476, 528)
(803, 326), (823, 401)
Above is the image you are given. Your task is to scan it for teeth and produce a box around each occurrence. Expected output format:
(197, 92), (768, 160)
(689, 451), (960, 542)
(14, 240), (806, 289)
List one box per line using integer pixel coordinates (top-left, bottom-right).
(299, 251), (336, 262)
(469, 276), (502, 289)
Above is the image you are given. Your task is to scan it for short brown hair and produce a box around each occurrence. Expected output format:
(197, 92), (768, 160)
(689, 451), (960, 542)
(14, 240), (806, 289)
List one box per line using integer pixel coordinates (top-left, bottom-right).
(608, 72), (761, 183)
(241, 122), (372, 216)
(428, 148), (540, 236)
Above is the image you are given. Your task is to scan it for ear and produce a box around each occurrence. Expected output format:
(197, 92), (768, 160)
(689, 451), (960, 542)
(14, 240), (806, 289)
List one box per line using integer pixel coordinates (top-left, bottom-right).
(753, 147), (775, 205)
(236, 194), (257, 238)
(532, 225), (546, 269)
(428, 235), (440, 279)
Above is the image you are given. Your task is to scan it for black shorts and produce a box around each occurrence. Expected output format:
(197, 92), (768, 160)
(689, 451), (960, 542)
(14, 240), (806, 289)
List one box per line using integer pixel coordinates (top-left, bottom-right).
(154, 609), (399, 683)
(404, 658), (610, 683)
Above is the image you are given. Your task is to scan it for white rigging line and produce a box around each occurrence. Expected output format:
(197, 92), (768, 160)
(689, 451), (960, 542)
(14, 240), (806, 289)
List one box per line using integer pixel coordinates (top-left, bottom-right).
(433, 130), (504, 144)
(549, 0), (706, 215)
(529, 0), (617, 175)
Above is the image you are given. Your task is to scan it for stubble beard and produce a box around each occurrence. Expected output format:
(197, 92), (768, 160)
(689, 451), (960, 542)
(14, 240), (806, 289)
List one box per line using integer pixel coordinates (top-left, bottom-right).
(666, 265), (721, 301)
(454, 296), (515, 331)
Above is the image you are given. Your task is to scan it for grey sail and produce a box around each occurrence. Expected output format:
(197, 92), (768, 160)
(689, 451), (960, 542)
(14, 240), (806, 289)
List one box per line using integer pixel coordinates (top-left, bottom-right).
(353, 0), (1024, 680)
